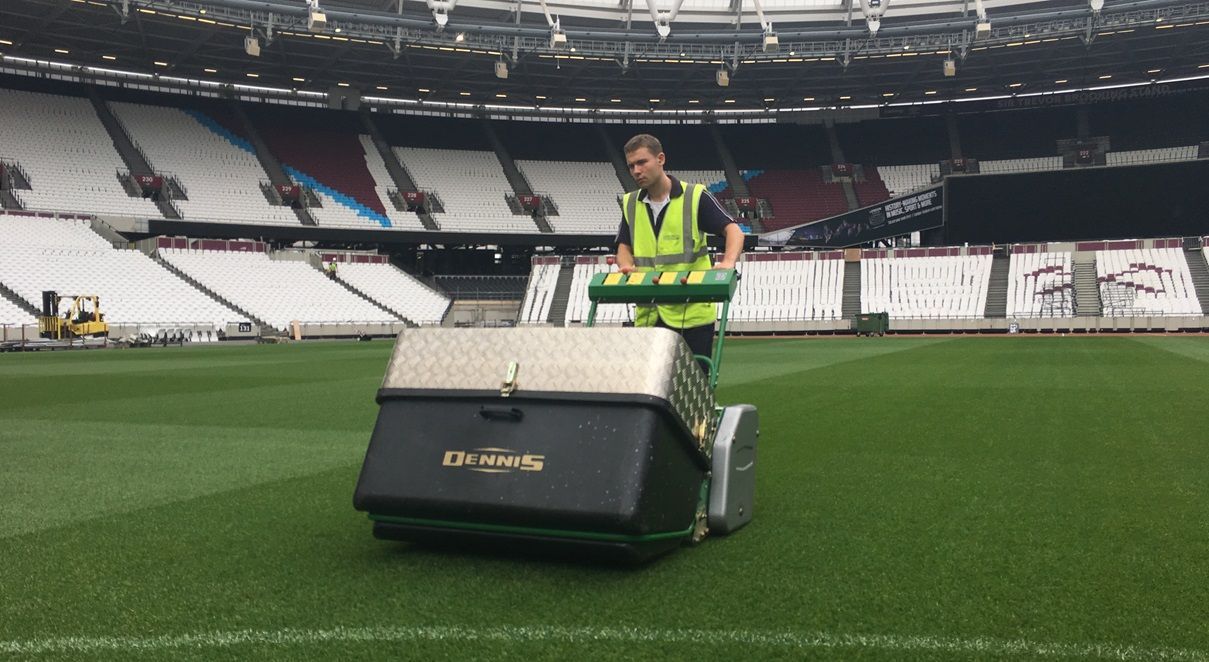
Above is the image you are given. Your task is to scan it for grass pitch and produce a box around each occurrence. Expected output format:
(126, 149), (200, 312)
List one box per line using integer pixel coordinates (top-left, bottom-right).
(2, 336), (1208, 660)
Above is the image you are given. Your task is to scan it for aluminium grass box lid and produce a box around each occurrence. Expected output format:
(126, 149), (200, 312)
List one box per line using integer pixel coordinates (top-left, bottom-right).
(379, 326), (716, 448)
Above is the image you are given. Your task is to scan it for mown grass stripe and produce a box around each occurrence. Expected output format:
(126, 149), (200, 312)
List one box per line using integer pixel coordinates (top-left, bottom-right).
(0, 625), (1204, 660)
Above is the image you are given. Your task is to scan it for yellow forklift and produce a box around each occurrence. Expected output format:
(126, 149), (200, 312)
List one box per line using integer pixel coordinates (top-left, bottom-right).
(38, 290), (109, 340)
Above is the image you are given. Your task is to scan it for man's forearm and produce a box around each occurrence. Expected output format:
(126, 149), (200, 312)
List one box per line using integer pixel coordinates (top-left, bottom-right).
(616, 243), (636, 273)
(719, 224), (744, 267)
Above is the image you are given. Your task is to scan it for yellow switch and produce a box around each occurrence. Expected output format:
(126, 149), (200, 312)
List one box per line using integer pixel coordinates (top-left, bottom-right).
(660, 271), (680, 284)
(627, 272), (645, 285)
(604, 273), (623, 285)
(687, 271), (705, 284)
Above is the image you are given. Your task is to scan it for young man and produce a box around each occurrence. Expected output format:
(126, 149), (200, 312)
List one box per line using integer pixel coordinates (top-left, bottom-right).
(615, 133), (745, 371)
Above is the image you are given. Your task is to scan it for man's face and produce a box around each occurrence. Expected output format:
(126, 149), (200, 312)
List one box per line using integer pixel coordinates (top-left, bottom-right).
(626, 147), (665, 190)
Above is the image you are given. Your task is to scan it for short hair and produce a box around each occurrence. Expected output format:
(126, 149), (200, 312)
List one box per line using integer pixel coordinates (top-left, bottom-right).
(624, 134), (663, 156)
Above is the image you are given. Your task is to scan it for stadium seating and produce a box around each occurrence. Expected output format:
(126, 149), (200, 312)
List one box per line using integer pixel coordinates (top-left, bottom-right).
(731, 255), (844, 321)
(1105, 146), (1199, 167)
(861, 254), (992, 318)
(979, 156), (1064, 175)
(394, 148), (538, 232)
(245, 107), (394, 228)
(563, 262), (632, 325)
(1007, 251), (1074, 318)
(852, 168), (892, 207)
(158, 249), (398, 331)
(0, 89), (161, 218)
(747, 170), (849, 230)
(434, 275), (529, 300)
(109, 101), (300, 225)
(518, 261), (561, 324)
(877, 164), (940, 197)
(537, 255), (844, 325)
(668, 170), (730, 194)
(0, 216), (240, 326)
(1096, 247), (1202, 316)
(335, 262), (449, 324)
(356, 135), (427, 230)
(0, 294), (31, 326)
(514, 160), (621, 234)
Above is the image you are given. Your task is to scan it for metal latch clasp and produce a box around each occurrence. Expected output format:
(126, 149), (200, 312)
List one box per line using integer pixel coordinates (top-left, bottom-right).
(500, 360), (520, 397)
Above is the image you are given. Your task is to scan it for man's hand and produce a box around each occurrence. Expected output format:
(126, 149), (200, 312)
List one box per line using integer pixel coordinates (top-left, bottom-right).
(619, 264), (635, 275)
(713, 260), (736, 271)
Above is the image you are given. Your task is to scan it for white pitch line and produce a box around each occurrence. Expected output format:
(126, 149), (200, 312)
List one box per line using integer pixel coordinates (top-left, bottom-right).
(0, 625), (1205, 661)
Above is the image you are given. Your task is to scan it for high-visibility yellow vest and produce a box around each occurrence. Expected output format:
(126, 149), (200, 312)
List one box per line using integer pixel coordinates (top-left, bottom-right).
(622, 182), (715, 329)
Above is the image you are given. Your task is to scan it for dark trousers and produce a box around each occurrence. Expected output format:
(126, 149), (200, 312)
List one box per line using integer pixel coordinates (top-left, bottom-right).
(655, 318), (715, 376)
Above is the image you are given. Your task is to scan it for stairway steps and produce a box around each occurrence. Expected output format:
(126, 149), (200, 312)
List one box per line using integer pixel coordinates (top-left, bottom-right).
(155, 256), (272, 331)
(325, 269), (416, 327)
(0, 280), (40, 318)
(841, 261), (862, 320)
(88, 89), (181, 220)
(483, 120), (549, 233)
(546, 262), (577, 326)
(984, 255), (1010, 318)
(1184, 248), (1209, 314)
(1072, 254), (1103, 317)
(229, 101), (316, 226)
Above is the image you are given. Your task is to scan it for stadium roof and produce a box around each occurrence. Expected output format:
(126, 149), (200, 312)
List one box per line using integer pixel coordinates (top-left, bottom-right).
(3, 0), (1209, 112)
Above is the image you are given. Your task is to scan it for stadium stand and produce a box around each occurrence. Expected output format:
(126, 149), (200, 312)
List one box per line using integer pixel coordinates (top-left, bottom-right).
(0, 89), (162, 217)
(158, 248), (398, 330)
(334, 262), (449, 324)
(1007, 251), (1075, 318)
(861, 253), (992, 318)
(434, 275), (529, 300)
(979, 156), (1064, 174)
(514, 160), (621, 234)
(747, 170), (850, 230)
(1105, 146), (1200, 167)
(245, 106), (393, 228)
(669, 170), (730, 194)
(852, 168), (892, 206)
(732, 253), (844, 321)
(877, 164), (941, 197)
(108, 101), (300, 225)
(0, 293), (31, 326)
(0, 215), (240, 326)
(1096, 247), (1202, 316)
(523, 254), (844, 326)
(395, 148), (537, 232)
(563, 260), (633, 325)
(356, 135), (427, 230)
(518, 260), (561, 324)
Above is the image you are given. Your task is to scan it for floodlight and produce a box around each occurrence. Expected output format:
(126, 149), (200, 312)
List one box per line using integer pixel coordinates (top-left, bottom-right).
(762, 30), (779, 53)
(307, 1), (327, 33)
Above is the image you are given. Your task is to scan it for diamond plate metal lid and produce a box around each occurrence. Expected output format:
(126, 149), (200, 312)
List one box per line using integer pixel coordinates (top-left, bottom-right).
(379, 327), (716, 452)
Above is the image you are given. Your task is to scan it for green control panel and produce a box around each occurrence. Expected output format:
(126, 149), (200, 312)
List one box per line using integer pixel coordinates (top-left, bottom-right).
(587, 269), (739, 304)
